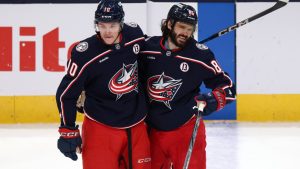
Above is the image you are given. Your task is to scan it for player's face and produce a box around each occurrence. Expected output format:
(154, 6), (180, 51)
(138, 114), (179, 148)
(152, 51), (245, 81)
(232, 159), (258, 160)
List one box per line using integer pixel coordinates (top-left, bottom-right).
(169, 21), (194, 48)
(97, 22), (121, 45)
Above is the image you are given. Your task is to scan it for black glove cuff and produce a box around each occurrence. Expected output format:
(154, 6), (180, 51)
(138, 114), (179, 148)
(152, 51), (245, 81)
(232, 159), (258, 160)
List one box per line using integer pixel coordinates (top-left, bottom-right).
(59, 125), (79, 130)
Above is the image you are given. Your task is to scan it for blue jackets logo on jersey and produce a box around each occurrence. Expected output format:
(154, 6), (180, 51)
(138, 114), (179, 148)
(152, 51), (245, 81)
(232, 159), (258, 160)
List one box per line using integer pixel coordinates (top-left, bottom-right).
(108, 61), (138, 100)
(147, 73), (182, 110)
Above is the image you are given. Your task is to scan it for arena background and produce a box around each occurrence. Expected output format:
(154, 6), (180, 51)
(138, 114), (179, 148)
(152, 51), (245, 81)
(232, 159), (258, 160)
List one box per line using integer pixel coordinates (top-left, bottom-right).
(0, 0), (299, 123)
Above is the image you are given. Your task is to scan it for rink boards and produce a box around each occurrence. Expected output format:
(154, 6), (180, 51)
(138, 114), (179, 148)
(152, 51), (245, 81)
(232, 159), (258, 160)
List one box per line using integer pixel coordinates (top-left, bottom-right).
(1, 94), (300, 123)
(1, 0), (300, 123)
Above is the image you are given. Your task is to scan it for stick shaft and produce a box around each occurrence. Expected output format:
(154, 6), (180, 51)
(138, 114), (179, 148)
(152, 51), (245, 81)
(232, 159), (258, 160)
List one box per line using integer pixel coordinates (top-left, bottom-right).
(199, 0), (288, 44)
(182, 113), (202, 169)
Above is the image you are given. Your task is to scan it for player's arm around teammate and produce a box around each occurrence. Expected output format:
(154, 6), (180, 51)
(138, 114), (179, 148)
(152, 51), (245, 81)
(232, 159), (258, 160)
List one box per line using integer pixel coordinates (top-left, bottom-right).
(56, 1), (151, 169)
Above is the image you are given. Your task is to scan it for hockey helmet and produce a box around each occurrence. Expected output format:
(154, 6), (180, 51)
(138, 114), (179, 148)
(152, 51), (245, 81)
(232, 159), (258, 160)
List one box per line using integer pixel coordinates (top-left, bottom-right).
(167, 3), (198, 26)
(95, 0), (125, 23)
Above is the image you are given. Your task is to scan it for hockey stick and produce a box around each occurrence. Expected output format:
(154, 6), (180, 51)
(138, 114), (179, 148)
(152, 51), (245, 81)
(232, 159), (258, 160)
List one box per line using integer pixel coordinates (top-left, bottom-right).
(199, 0), (289, 44)
(126, 128), (133, 169)
(183, 102), (206, 169)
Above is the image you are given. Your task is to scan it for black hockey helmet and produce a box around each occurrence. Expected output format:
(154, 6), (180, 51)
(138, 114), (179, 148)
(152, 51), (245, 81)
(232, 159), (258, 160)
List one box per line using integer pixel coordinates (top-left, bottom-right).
(167, 3), (198, 26)
(95, 0), (125, 23)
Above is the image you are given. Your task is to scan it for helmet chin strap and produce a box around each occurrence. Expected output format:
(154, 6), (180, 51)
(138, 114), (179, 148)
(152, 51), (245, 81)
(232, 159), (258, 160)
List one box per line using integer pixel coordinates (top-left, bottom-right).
(112, 31), (121, 44)
(111, 25), (122, 44)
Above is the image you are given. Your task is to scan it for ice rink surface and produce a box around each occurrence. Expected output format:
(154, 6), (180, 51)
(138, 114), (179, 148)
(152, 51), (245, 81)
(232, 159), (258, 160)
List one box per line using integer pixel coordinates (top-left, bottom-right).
(1, 122), (300, 169)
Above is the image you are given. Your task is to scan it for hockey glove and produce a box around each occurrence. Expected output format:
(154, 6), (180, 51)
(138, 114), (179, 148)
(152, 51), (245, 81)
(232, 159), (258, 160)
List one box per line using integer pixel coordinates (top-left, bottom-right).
(194, 88), (226, 116)
(58, 125), (82, 161)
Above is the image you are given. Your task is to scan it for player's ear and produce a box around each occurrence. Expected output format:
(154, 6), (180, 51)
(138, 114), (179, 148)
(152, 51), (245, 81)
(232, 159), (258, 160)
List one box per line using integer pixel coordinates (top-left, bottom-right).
(167, 20), (173, 30)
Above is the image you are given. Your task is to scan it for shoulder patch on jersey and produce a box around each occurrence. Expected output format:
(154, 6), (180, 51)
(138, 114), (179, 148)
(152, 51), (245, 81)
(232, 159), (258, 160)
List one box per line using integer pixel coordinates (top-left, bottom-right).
(76, 42), (88, 52)
(196, 43), (208, 50)
(125, 22), (138, 28)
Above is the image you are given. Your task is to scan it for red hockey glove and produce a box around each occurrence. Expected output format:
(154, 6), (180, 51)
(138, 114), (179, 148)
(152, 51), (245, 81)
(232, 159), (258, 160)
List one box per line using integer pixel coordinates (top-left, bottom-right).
(194, 88), (226, 116)
(57, 125), (82, 161)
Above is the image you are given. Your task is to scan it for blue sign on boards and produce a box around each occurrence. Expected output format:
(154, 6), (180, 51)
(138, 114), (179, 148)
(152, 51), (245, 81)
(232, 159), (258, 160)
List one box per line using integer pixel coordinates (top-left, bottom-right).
(198, 2), (237, 120)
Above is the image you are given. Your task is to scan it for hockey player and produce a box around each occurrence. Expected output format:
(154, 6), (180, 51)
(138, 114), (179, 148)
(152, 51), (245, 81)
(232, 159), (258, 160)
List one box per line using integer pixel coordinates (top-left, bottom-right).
(139, 3), (236, 169)
(55, 0), (150, 169)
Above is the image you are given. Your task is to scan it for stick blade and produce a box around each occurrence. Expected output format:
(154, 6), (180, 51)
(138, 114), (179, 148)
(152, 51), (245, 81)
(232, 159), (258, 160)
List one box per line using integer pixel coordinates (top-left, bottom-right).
(279, 0), (289, 3)
(276, 0), (289, 7)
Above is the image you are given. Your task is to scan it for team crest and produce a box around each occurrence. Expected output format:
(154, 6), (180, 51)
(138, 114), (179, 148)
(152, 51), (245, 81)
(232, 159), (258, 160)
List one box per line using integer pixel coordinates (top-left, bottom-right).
(76, 42), (88, 52)
(196, 43), (208, 50)
(108, 61), (138, 100)
(125, 22), (138, 28)
(147, 73), (182, 110)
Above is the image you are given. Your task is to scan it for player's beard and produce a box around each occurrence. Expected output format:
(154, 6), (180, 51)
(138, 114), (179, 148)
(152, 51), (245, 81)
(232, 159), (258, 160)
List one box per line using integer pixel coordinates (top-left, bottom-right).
(169, 30), (190, 48)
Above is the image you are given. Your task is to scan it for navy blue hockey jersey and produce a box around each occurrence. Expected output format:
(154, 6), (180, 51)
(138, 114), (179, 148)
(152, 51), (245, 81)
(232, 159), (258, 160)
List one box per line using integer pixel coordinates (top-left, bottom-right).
(56, 23), (147, 128)
(140, 36), (236, 131)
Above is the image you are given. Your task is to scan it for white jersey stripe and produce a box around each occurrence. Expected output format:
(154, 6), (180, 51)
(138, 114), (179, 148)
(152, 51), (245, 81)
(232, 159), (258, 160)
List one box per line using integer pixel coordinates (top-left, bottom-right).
(124, 37), (145, 46)
(221, 72), (233, 89)
(140, 51), (162, 55)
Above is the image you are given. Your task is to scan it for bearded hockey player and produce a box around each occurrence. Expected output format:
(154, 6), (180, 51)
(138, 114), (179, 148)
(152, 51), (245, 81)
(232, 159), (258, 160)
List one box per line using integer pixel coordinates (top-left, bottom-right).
(140, 3), (236, 169)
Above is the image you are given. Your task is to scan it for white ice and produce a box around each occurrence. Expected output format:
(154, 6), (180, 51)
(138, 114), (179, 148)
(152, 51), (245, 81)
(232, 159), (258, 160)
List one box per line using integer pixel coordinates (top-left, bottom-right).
(1, 122), (300, 169)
